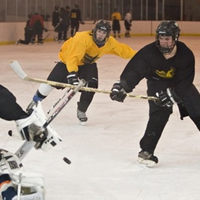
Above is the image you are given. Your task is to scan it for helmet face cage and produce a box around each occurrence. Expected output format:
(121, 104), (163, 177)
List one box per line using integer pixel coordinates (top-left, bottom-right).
(156, 20), (181, 53)
(92, 19), (111, 46)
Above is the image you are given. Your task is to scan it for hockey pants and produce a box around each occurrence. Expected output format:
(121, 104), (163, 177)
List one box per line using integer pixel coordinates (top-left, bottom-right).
(139, 101), (172, 154)
(47, 62), (98, 113)
(0, 85), (28, 120)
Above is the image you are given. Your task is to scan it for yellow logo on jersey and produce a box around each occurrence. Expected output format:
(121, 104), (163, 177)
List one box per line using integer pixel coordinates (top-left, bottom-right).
(71, 13), (77, 19)
(155, 67), (175, 78)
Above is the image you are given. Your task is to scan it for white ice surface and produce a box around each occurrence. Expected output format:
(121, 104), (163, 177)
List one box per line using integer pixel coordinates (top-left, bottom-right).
(1, 36), (200, 200)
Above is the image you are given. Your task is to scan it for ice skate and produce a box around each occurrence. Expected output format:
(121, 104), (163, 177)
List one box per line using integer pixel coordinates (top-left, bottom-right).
(77, 109), (87, 125)
(137, 150), (158, 167)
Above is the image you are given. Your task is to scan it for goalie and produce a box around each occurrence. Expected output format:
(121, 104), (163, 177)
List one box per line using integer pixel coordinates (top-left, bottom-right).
(0, 84), (62, 199)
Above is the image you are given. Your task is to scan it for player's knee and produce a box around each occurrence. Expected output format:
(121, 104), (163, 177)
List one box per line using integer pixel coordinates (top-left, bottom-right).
(150, 110), (171, 124)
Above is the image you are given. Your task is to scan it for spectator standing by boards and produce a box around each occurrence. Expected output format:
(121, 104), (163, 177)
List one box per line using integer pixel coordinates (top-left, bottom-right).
(124, 10), (132, 37)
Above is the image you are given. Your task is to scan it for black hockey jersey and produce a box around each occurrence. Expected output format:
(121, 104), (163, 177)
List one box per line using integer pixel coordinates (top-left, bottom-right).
(120, 41), (200, 119)
(120, 41), (195, 98)
(70, 8), (82, 23)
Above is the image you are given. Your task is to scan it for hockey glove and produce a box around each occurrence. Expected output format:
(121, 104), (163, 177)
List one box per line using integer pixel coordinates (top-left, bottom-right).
(110, 82), (127, 102)
(155, 88), (181, 107)
(67, 72), (79, 85)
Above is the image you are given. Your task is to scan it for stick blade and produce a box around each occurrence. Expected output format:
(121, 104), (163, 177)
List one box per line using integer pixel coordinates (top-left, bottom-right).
(10, 60), (28, 79)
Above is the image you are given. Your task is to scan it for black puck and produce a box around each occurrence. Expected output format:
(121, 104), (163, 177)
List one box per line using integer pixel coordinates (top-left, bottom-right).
(63, 157), (71, 164)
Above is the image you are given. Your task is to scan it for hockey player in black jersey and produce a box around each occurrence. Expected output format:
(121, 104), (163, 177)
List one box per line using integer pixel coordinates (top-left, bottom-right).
(110, 20), (200, 167)
(70, 4), (83, 37)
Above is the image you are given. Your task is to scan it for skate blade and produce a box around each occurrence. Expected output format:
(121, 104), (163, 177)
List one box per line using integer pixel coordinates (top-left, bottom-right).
(79, 121), (86, 126)
(137, 157), (157, 168)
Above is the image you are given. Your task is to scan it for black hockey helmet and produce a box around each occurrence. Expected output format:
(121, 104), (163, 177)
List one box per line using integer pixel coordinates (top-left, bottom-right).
(92, 19), (111, 46)
(156, 20), (181, 53)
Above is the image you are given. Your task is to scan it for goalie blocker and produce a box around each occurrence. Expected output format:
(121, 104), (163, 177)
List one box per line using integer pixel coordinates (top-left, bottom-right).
(15, 101), (62, 151)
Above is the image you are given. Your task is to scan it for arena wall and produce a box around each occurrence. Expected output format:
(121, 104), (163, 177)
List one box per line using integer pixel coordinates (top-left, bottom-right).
(0, 21), (200, 45)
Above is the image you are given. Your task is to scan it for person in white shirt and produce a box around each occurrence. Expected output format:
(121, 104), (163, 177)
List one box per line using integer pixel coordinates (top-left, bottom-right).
(124, 10), (132, 37)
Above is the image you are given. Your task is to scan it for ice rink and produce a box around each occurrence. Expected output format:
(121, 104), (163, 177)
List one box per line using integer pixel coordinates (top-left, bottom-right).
(1, 36), (200, 200)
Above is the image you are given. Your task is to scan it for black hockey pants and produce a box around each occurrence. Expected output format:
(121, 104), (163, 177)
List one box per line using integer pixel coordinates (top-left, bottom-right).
(139, 100), (172, 154)
(47, 62), (98, 113)
(0, 85), (28, 120)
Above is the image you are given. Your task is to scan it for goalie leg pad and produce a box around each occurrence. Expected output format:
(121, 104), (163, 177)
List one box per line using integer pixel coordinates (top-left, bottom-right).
(15, 102), (48, 141)
(39, 124), (62, 152)
(15, 102), (62, 151)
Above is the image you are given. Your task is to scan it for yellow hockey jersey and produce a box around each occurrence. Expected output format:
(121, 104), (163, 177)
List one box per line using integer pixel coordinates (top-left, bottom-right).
(111, 12), (122, 21)
(58, 30), (136, 72)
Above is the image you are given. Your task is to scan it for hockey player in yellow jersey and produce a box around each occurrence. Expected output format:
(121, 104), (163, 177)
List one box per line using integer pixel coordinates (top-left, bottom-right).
(27, 19), (136, 124)
(111, 8), (122, 38)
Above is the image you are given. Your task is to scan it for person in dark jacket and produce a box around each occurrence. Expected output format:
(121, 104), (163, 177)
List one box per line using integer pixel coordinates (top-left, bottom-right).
(70, 4), (83, 37)
(110, 20), (200, 167)
(52, 5), (60, 40)
(52, 5), (60, 28)
(30, 12), (44, 44)
(16, 14), (33, 45)
(58, 6), (70, 41)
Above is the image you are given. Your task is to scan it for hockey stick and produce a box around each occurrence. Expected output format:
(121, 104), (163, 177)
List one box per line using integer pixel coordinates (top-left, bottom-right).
(15, 141), (36, 161)
(47, 88), (71, 114)
(43, 33), (50, 41)
(17, 173), (22, 200)
(15, 80), (86, 161)
(10, 60), (158, 101)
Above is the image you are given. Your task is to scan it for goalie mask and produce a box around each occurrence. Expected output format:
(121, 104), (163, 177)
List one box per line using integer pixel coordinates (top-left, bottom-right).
(92, 19), (111, 47)
(156, 20), (181, 53)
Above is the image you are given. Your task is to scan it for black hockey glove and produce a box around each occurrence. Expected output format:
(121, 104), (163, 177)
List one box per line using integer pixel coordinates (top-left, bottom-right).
(67, 72), (79, 85)
(155, 88), (181, 107)
(110, 82), (127, 102)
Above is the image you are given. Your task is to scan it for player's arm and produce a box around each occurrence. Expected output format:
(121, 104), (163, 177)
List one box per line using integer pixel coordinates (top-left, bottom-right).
(110, 52), (148, 102)
(107, 38), (137, 59)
